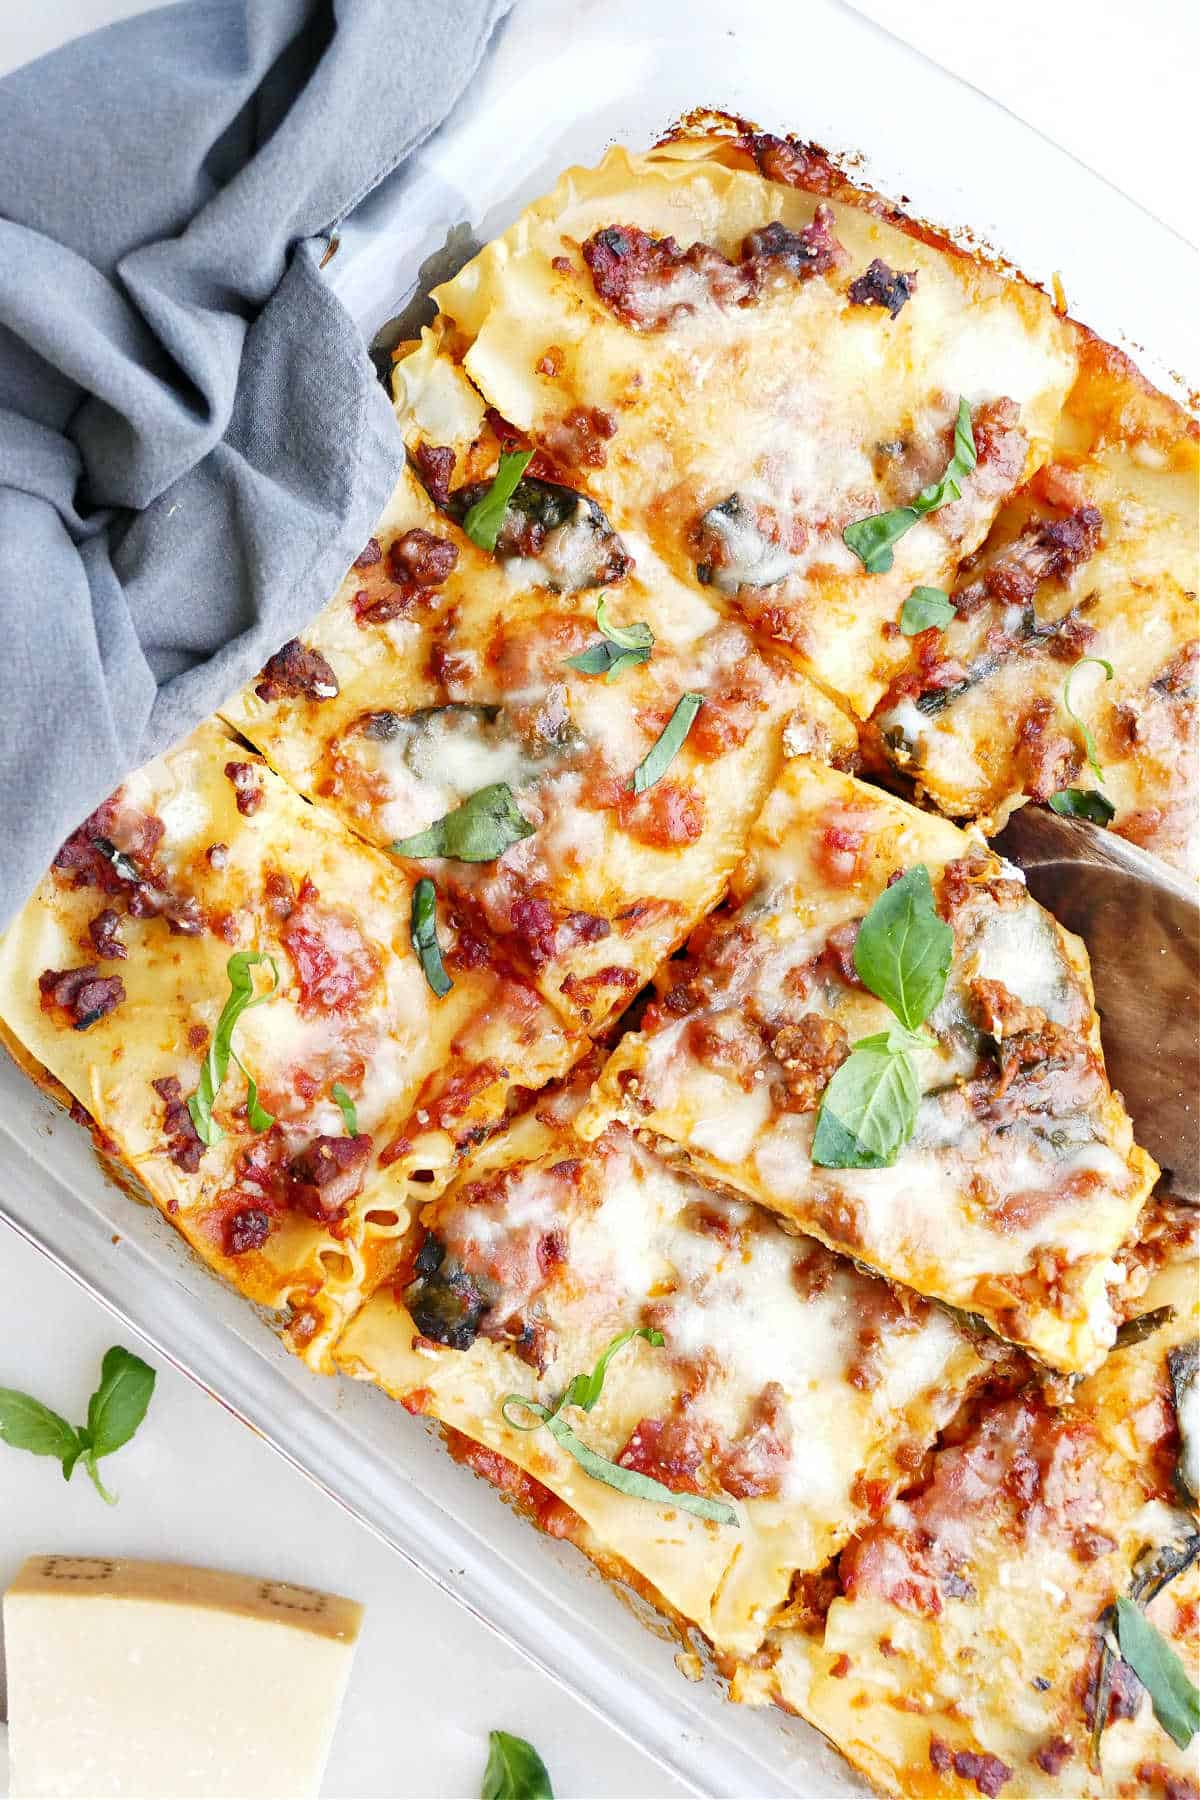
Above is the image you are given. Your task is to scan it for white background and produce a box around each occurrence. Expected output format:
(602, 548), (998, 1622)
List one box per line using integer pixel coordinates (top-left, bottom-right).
(0, 4), (1193, 1798)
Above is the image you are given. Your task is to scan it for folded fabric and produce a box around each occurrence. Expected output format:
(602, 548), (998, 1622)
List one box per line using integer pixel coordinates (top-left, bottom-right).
(0, 0), (510, 926)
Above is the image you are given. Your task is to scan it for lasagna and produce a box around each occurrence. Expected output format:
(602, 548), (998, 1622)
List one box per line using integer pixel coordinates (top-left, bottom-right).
(1, 116), (1195, 1798)
(582, 758), (1157, 1374)
(336, 1068), (995, 1657)
(0, 720), (579, 1368)
(730, 1225), (1200, 1800)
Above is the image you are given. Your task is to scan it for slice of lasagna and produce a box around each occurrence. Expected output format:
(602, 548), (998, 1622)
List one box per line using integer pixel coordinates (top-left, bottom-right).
(580, 757), (1157, 1373)
(426, 131), (1078, 719)
(731, 1225), (1200, 1800)
(336, 1073), (992, 1657)
(0, 721), (580, 1367)
(868, 338), (1200, 877)
(224, 345), (856, 1033)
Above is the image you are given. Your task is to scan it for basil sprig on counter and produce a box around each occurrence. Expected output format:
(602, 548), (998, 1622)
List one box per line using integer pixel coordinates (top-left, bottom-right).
(0, 1345), (156, 1505)
(1047, 787), (1116, 825)
(565, 594), (655, 682)
(410, 877), (453, 998)
(812, 865), (953, 1171)
(187, 951), (278, 1147)
(628, 692), (703, 795)
(331, 1083), (359, 1136)
(462, 449), (535, 552)
(899, 586), (956, 636)
(390, 784), (535, 863)
(482, 1731), (554, 1800)
(1115, 1595), (1200, 1750)
(844, 397), (977, 574)
(500, 1327), (738, 1528)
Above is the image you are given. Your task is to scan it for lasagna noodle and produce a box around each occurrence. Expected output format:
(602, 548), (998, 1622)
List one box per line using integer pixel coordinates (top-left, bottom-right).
(0, 721), (581, 1369)
(224, 397), (857, 1034)
(335, 1103), (991, 1656)
(427, 136), (1079, 718)
(580, 757), (1158, 1374)
(733, 1240), (1200, 1799)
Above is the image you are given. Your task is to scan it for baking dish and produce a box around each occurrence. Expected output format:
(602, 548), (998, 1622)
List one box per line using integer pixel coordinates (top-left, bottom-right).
(0, 2), (1192, 1793)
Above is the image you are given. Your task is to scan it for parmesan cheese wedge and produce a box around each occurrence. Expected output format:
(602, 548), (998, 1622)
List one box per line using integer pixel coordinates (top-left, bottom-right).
(3, 1556), (362, 1799)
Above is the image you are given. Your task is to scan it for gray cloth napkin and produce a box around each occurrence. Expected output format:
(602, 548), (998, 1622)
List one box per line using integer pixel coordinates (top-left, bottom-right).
(0, 0), (509, 926)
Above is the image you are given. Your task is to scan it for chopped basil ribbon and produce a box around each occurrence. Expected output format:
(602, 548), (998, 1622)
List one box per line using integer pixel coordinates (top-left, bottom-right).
(331, 1083), (359, 1136)
(812, 865), (952, 1171)
(559, 1326), (664, 1413)
(500, 1327), (738, 1528)
(410, 877), (453, 998)
(1115, 1595), (1200, 1750)
(390, 783), (535, 863)
(843, 397), (977, 573)
(852, 864), (954, 1031)
(565, 593), (655, 683)
(1048, 787), (1116, 825)
(899, 586), (956, 636)
(462, 449), (535, 552)
(628, 692), (703, 794)
(482, 1731), (554, 1800)
(232, 1055), (274, 1134)
(1091, 1536), (1200, 1769)
(186, 952), (278, 1147)
(1062, 655), (1115, 783)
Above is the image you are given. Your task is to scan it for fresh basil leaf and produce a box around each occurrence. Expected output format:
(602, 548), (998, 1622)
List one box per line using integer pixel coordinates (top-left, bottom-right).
(503, 1395), (738, 1527)
(462, 449), (535, 552)
(811, 1039), (921, 1169)
(86, 1346), (156, 1459)
(1048, 787), (1116, 825)
(565, 594), (655, 683)
(1062, 655), (1115, 783)
(558, 1327), (664, 1416)
(411, 877), (453, 998)
(390, 784), (535, 864)
(1115, 1595), (1200, 1749)
(1, 1344), (155, 1505)
(844, 397), (976, 573)
(482, 1731), (554, 1800)
(628, 692), (703, 795)
(900, 586), (956, 636)
(0, 1388), (82, 1474)
(331, 1082), (359, 1136)
(853, 864), (954, 1030)
(187, 951), (279, 1147)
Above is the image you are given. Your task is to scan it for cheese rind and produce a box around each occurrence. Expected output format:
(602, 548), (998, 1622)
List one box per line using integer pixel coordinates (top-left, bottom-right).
(4, 1555), (362, 1800)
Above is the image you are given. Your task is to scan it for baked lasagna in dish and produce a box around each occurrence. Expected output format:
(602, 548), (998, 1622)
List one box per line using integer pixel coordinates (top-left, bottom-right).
(1, 117), (1196, 1798)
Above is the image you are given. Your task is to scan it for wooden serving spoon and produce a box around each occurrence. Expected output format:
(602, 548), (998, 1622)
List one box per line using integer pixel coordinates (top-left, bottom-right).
(994, 806), (1198, 1206)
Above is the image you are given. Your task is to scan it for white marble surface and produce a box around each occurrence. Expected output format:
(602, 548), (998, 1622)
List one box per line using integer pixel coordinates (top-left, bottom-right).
(0, 4), (1190, 1798)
